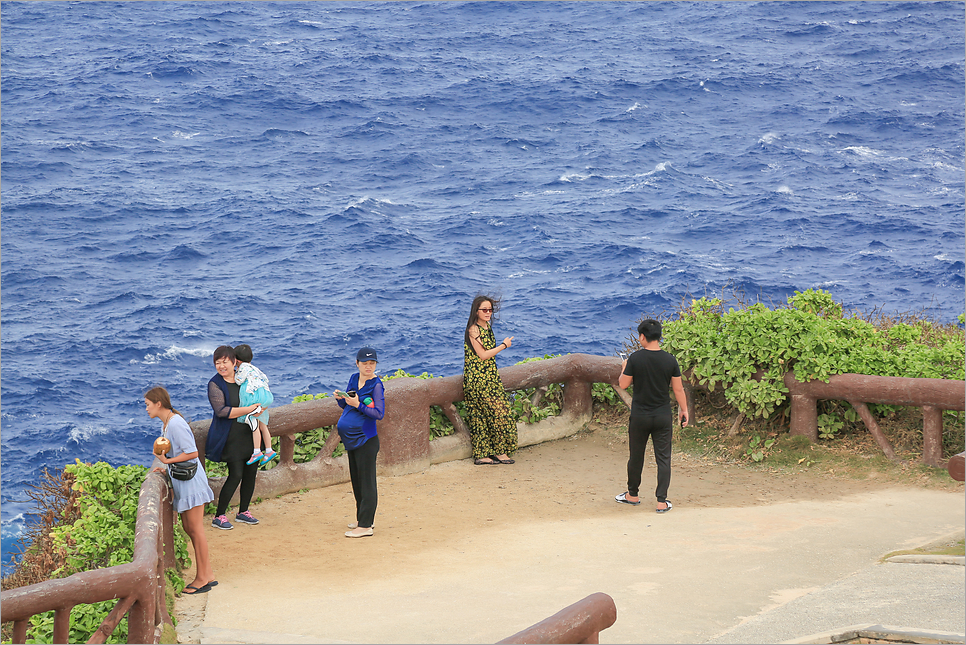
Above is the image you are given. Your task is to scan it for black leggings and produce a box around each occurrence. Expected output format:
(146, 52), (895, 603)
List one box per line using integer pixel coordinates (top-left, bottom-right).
(626, 413), (673, 502)
(215, 459), (259, 517)
(347, 436), (380, 529)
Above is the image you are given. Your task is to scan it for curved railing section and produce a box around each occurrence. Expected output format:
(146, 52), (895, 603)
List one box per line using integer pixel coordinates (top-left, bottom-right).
(497, 592), (618, 644)
(1, 469), (176, 644)
(4, 354), (961, 643)
(190, 353), (626, 503)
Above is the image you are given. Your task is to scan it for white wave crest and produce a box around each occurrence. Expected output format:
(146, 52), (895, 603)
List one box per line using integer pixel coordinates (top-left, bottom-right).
(140, 345), (214, 364)
(842, 145), (883, 158)
(626, 102), (645, 112)
(776, 185), (794, 195)
(68, 424), (111, 444)
(559, 171), (592, 182)
(759, 132), (780, 144)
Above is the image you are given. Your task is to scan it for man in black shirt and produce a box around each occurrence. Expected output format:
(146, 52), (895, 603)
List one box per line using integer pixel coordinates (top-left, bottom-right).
(616, 319), (689, 512)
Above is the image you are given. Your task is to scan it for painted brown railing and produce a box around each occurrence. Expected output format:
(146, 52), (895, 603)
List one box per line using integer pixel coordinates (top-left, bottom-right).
(191, 353), (626, 503)
(948, 452), (965, 481)
(784, 371), (966, 467)
(1, 354), (625, 643)
(497, 592), (618, 644)
(1, 469), (176, 644)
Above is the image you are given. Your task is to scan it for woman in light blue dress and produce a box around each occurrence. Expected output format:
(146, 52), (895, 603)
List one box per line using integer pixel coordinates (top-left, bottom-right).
(146, 386), (216, 595)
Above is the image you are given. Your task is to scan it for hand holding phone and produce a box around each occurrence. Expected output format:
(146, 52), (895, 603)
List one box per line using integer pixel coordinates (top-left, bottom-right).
(618, 351), (628, 361)
(334, 390), (347, 398)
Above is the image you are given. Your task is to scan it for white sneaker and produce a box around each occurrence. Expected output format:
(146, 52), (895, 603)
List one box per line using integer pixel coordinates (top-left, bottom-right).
(345, 526), (373, 538)
(245, 415), (258, 432)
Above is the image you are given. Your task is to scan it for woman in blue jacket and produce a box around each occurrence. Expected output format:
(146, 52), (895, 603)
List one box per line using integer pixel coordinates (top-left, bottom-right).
(335, 347), (385, 538)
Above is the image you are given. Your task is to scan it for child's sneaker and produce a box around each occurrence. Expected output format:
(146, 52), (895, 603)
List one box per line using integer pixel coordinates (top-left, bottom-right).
(211, 515), (233, 530)
(234, 510), (259, 525)
(245, 415), (258, 432)
(246, 451), (263, 465)
(259, 450), (278, 466)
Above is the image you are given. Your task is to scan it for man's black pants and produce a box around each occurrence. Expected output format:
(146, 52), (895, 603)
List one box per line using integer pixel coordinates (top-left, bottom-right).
(626, 413), (672, 502)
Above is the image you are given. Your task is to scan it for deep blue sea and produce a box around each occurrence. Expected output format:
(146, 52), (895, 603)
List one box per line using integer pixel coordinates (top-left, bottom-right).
(2, 1), (964, 571)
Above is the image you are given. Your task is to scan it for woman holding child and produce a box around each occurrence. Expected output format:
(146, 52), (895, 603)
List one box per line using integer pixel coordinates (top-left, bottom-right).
(463, 295), (517, 465)
(145, 386), (215, 594)
(205, 345), (264, 531)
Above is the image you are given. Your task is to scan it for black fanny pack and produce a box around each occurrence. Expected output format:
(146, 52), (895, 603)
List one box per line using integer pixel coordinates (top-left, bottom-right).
(168, 461), (198, 481)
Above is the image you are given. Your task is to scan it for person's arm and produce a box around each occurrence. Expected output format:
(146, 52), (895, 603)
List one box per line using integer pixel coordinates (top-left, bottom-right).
(618, 359), (633, 389)
(355, 381), (386, 421)
(468, 326), (513, 360)
(156, 449), (199, 465)
(671, 376), (689, 426)
(207, 380), (259, 419)
(156, 418), (200, 464)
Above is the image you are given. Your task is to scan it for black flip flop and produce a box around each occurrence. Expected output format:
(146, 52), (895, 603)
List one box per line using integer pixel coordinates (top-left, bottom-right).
(474, 458), (498, 465)
(182, 583), (211, 595)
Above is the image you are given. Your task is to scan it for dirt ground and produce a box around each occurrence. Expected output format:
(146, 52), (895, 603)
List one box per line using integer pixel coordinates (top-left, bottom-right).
(176, 421), (964, 643)
(214, 421), (940, 567)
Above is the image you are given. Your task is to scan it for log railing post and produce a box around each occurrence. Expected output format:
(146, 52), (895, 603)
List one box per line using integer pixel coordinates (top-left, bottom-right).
(921, 405), (943, 467)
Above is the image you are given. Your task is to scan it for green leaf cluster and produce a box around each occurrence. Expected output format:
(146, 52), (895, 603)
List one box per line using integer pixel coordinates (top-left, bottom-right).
(21, 461), (191, 644)
(745, 435), (776, 462)
(661, 289), (966, 422)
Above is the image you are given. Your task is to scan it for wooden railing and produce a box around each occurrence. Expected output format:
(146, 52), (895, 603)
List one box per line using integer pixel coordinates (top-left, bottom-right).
(784, 371), (965, 467)
(191, 353), (626, 503)
(497, 593), (618, 644)
(1, 469), (176, 644)
(1, 354), (625, 643)
(5, 354), (959, 643)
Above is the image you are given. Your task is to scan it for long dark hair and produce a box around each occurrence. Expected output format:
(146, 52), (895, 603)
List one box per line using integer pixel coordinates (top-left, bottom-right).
(464, 294), (501, 347)
(145, 386), (183, 419)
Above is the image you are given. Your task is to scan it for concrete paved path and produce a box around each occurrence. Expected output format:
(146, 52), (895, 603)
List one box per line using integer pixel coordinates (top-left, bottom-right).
(177, 438), (965, 644)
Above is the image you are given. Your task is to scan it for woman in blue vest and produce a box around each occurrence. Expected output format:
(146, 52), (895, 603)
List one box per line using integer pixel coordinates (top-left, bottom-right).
(206, 345), (264, 531)
(334, 347), (386, 538)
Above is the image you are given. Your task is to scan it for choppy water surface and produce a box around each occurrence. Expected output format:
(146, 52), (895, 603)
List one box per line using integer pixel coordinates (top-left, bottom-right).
(1, 1), (963, 567)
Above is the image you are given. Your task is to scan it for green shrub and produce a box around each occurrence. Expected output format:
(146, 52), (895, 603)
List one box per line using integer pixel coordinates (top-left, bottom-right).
(11, 461), (190, 644)
(652, 289), (965, 451)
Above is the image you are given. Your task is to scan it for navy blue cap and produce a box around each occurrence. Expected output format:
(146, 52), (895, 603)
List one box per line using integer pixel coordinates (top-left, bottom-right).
(356, 347), (378, 362)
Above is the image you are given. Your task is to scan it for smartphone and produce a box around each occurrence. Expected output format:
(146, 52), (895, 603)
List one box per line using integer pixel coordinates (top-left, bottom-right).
(334, 390), (347, 398)
(345, 390), (357, 398)
(618, 351), (628, 361)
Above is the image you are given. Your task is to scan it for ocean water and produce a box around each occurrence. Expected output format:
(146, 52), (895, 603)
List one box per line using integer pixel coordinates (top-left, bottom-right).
(1, 1), (963, 570)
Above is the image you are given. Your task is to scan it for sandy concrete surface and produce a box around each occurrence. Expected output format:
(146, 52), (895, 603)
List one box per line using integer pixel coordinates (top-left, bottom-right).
(175, 424), (965, 644)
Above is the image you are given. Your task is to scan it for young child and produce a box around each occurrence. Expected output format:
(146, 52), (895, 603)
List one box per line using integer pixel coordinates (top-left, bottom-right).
(234, 344), (277, 466)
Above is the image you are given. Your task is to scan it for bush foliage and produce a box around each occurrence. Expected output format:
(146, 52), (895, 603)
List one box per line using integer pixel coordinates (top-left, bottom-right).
(2, 461), (191, 644)
(649, 288), (965, 444)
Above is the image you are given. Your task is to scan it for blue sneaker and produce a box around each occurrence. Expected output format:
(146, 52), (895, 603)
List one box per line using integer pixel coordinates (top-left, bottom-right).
(211, 515), (233, 530)
(235, 510), (259, 525)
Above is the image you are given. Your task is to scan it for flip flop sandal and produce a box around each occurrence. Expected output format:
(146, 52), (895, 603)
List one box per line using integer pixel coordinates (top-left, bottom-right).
(182, 583), (211, 595)
(615, 492), (641, 505)
(496, 457), (515, 464)
(656, 501), (673, 513)
(474, 458), (498, 465)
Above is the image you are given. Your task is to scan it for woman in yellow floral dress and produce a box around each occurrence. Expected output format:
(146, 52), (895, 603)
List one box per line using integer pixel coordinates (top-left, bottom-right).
(463, 295), (517, 465)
